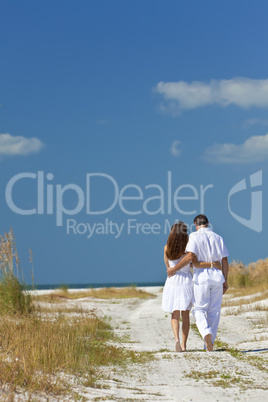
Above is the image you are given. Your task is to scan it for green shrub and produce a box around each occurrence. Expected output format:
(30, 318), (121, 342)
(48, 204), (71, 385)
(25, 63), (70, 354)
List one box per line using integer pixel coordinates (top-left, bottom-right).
(0, 228), (33, 315)
(0, 273), (33, 315)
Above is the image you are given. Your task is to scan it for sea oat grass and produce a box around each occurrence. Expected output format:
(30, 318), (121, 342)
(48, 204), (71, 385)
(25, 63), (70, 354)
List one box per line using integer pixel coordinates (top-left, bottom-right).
(0, 312), (154, 397)
(0, 274), (33, 315)
(0, 229), (34, 315)
(228, 259), (268, 289)
(0, 230), (155, 397)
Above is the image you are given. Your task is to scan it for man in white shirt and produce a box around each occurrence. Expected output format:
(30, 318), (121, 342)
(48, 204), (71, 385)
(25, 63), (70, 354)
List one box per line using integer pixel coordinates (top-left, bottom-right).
(186, 214), (229, 351)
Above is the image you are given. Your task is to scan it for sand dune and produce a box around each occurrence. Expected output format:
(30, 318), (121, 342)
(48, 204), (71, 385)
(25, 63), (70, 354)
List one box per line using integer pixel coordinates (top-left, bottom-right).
(43, 286), (267, 401)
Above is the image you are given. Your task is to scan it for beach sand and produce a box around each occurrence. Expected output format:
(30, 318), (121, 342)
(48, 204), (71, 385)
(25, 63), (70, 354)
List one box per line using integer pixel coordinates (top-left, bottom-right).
(29, 286), (268, 401)
(9, 286), (268, 401)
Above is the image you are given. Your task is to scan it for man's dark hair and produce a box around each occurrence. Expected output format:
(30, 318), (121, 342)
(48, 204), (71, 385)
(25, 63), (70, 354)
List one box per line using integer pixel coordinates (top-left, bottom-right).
(194, 214), (209, 226)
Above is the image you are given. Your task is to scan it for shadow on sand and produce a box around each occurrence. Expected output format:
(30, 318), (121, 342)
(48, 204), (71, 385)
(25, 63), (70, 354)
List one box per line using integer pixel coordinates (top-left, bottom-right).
(241, 348), (268, 353)
(186, 347), (268, 353)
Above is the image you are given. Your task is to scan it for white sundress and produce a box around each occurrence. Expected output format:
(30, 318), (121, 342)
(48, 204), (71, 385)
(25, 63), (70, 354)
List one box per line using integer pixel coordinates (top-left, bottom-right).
(162, 256), (193, 313)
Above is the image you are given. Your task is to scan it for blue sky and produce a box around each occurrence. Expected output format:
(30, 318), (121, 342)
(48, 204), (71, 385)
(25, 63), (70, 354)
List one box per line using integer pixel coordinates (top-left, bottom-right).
(1, 0), (268, 286)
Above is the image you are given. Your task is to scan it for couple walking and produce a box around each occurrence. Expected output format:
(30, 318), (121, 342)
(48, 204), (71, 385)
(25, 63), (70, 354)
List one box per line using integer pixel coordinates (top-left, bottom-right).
(162, 214), (229, 352)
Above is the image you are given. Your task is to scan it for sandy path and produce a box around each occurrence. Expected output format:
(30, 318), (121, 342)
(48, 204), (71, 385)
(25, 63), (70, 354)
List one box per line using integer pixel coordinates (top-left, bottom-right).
(73, 287), (268, 401)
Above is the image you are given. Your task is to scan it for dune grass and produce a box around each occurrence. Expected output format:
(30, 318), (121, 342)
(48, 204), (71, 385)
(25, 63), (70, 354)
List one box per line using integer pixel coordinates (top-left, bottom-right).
(1, 229), (267, 397)
(222, 259), (268, 316)
(33, 286), (156, 303)
(0, 274), (33, 316)
(0, 311), (154, 398)
(0, 229), (33, 316)
(222, 289), (268, 308)
(228, 259), (268, 290)
(0, 229), (155, 398)
(221, 258), (268, 315)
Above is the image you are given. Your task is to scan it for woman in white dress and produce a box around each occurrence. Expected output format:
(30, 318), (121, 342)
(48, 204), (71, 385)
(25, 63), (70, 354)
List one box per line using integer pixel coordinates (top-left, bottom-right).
(162, 222), (220, 352)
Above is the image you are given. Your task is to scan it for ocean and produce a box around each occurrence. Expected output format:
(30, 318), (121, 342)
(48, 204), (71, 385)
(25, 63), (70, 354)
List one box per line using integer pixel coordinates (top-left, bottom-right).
(27, 281), (164, 290)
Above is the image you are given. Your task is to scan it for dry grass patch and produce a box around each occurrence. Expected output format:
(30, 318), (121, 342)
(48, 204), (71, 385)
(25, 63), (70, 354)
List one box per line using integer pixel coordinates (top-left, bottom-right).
(184, 368), (250, 389)
(222, 289), (268, 308)
(35, 303), (94, 315)
(0, 228), (34, 316)
(33, 286), (156, 303)
(228, 259), (268, 289)
(0, 311), (154, 398)
(0, 230), (156, 398)
(223, 259), (268, 312)
(226, 285), (268, 298)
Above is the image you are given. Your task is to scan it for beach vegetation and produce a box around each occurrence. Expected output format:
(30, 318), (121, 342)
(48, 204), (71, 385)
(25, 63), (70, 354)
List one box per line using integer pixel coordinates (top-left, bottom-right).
(184, 368), (254, 389)
(222, 290), (268, 308)
(245, 355), (268, 373)
(213, 339), (228, 350)
(0, 230), (155, 399)
(185, 369), (221, 381)
(228, 259), (268, 291)
(222, 258), (268, 317)
(0, 228), (33, 315)
(0, 309), (154, 399)
(162, 353), (173, 359)
(33, 286), (156, 303)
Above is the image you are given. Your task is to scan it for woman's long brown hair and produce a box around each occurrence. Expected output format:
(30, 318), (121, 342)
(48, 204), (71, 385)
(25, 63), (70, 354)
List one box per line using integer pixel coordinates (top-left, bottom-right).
(166, 221), (188, 260)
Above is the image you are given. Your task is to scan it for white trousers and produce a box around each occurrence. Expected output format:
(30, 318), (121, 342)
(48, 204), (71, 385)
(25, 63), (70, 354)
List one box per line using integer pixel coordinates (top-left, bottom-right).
(192, 283), (223, 343)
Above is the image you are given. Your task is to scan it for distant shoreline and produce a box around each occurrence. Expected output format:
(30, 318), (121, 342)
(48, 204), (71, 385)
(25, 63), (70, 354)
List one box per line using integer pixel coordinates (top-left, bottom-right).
(26, 281), (165, 291)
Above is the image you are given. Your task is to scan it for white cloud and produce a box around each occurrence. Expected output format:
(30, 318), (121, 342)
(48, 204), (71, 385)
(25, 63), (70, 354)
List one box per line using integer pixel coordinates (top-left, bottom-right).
(170, 140), (181, 157)
(154, 78), (268, 112)
(0, 133), (44, 157)
(203, 134), (268, 164)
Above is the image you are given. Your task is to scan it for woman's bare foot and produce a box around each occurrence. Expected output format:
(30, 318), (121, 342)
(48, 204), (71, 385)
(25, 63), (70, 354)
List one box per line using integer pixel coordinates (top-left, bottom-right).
(204, 334), (213, 351)
(175, 340), (182, 352)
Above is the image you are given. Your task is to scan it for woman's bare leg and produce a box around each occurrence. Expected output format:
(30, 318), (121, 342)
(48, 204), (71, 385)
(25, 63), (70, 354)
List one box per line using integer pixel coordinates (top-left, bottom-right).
(171, 310), (182, 351)
(181, 310), (190, 351)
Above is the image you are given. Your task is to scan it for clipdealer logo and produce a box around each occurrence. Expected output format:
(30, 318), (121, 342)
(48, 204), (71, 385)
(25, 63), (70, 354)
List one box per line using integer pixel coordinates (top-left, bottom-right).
(5, 171), (213, 237)
(4, 170), (263, 236)
(228, 170), (263, 233)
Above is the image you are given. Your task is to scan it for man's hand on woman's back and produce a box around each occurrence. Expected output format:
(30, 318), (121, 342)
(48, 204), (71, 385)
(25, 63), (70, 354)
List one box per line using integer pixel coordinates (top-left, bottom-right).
(223, 282), (229, 294)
